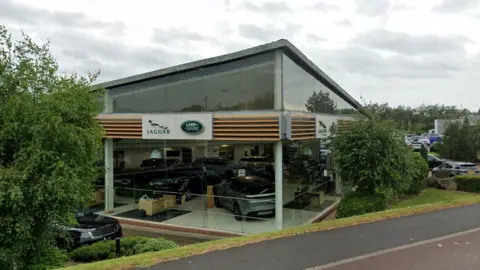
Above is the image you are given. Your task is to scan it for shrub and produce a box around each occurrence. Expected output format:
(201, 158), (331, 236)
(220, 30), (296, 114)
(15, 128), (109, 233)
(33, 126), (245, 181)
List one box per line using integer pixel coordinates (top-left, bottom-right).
(336, 192), (388, 218)
(455, 175), (480, 193)
(405, 152), (429, 195)
(31, 247), (69, 270)
(69, 237), (178, 262)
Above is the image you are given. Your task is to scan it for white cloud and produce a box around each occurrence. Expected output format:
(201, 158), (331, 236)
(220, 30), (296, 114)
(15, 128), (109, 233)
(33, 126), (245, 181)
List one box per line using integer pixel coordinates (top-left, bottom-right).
(1, 0), (480, 111)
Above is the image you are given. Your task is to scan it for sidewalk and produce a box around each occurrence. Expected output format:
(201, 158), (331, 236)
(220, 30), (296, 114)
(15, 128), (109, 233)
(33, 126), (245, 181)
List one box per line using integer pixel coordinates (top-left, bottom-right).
(145, 203), (480, 270)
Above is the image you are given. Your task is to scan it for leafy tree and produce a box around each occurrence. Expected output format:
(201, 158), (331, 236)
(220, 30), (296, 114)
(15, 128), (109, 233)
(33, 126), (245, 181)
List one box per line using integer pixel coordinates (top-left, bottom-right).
(305, 91), (337, 114)
(440, 119), (480, 162)
(0, 26), (103, 269)
(332, 119), (410, 196)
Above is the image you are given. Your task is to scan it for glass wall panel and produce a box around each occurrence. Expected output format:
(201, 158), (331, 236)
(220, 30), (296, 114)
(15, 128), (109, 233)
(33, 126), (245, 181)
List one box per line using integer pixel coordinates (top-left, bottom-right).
(104, 139), (277, 234)
(282, 139), (339, 229)
(109, 53), (275, 113)
(282, 54), (357, 115)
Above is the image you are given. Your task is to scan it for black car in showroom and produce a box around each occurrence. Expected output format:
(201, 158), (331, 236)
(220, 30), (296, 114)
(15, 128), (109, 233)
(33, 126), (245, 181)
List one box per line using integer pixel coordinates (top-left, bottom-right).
(59, 210), (122, 248)
(148, 167), (224, 202)
(113, 165), (224, 202)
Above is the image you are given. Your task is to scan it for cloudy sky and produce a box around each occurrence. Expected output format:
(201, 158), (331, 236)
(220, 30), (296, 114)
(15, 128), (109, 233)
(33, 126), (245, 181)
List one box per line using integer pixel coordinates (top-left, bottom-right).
(1, 0), (479, 110)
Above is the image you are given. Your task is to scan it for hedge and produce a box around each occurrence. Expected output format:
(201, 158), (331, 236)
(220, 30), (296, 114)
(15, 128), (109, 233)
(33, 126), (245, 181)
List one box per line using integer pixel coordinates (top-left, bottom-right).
(69, 237), (178, 263)
(336, 192), (388, 218)
(455, 175), (480, 193)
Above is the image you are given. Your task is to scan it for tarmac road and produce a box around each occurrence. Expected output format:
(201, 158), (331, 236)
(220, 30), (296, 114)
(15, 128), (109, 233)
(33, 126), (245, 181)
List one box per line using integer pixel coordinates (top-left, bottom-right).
(144, 204), (480, 270)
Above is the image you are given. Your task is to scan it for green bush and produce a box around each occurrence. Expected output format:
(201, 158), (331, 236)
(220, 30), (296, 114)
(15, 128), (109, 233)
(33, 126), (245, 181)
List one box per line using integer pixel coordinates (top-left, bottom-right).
(336, 192), (388, 218)
(31, 247), (69, 270)
(69, 237), (178, 263)
(455, 175), (480, 193)
(405, 152), (429, 195)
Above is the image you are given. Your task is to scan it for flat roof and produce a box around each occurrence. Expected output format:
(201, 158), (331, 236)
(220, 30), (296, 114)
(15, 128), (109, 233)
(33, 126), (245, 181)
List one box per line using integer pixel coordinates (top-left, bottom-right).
(93, 39), (362, 110)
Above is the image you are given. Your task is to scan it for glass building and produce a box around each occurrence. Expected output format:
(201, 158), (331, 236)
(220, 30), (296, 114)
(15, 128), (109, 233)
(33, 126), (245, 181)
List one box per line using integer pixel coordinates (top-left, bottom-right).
(93, 39), (363, 235)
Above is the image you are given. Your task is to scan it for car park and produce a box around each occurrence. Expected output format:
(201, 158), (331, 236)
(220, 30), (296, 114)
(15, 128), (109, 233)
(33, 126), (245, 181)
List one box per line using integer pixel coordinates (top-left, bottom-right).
(432, 161), (480, 179)
(427, 154), (444, 169)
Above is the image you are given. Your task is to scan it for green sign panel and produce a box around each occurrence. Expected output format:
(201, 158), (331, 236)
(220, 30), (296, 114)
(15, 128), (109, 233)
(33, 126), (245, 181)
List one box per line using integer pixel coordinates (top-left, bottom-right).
(180, 120), (204, 135)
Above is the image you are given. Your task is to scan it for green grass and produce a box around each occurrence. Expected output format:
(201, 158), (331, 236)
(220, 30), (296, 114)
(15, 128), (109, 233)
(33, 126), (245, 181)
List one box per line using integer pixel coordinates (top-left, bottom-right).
(391, 188), (478, 209)
(59, 190), (480, 270)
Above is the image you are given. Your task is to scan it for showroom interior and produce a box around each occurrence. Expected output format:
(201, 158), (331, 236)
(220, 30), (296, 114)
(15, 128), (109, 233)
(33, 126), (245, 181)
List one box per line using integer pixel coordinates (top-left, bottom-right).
(92, 39), (362, 234)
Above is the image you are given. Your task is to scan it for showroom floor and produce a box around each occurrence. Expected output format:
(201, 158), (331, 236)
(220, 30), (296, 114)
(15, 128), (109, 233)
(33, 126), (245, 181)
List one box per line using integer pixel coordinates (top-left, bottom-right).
(97, 190), (340, 234)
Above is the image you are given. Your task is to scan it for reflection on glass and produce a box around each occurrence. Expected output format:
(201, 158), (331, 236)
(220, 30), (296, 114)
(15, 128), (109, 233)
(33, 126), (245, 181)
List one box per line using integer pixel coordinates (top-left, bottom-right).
(98, 139), (280, 234)
(282, 54), (357, 115)
(109, 53), (275, 113)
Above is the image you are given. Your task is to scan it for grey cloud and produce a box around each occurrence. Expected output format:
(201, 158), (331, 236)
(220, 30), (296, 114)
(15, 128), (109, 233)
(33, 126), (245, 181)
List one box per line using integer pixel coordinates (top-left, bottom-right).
(433, 0), (479, 13)
(238, 24), (301, 41)
(0, 0), (126, 36)
(338, 19), (352, 26)
(239, 1), (291, 14)
(152, 28), (219, 45)
(311, 2), (340, 12)
(309, 45), (470, 80)
(306, 34), (327, 43)
(351, 29), (469, 55)
(35, 27), (196, 82)
(356, 0), (391, 16)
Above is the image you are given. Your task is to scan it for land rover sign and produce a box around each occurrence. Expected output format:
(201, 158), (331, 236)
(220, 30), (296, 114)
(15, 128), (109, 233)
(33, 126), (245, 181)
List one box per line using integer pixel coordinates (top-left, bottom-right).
(181, 120), (204, 135)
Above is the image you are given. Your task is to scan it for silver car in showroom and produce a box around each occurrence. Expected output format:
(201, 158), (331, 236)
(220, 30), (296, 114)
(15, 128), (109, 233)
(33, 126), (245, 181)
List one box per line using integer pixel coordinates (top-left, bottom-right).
(213, 176), (275, 221)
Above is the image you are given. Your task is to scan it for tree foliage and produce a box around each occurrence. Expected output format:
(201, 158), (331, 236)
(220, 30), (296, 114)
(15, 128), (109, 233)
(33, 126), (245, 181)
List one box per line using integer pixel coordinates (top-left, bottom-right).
(305, 91), (337, 114)
(0, 25), (104, 269)
(361, 98), (473, 133)
(332, 119), (410, 195)
(439, 119), (480, 162)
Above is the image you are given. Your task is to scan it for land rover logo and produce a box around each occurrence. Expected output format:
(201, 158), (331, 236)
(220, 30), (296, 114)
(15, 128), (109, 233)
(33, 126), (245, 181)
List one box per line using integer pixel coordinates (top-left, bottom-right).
(181, 120), (204, 135)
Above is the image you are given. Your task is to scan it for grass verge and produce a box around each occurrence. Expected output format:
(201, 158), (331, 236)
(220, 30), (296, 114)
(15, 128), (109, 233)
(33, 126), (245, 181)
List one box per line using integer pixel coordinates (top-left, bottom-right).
(60, 191), (480, 270)
(391, 188), (478, 209)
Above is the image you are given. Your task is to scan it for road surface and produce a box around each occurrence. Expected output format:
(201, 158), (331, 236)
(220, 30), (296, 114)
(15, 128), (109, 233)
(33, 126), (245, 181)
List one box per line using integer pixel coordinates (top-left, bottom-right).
(144, 204), (480, 270)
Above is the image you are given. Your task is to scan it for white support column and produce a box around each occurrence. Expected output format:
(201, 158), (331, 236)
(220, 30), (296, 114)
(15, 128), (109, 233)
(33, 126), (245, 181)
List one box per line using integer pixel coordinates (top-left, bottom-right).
(274, 140), (283, 230)
(335, 175), (342, 195)
(104, 138), (114, 213)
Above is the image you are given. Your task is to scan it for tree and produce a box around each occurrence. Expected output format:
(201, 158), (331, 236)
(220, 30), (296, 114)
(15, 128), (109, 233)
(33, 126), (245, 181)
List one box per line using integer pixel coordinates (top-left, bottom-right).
(440, 119), (480, 162)
(332, 119), (410, 196)
(305, 91), (337, 114)
(0, 26), (104, 269)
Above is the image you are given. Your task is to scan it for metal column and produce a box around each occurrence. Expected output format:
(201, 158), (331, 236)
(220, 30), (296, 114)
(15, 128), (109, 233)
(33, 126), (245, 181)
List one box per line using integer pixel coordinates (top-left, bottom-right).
(274, 140), (283, 230)
(104, 138), (114, 213)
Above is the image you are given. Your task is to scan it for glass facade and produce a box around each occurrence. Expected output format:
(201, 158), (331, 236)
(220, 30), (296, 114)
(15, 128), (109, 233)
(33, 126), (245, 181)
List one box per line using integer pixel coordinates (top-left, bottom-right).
(282, 54), (357, 115)
(109, 52), (275, 113)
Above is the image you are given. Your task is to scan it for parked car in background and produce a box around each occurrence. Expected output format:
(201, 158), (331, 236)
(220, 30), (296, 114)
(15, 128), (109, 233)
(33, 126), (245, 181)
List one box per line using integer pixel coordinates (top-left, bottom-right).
(60, 210), (122, 248)
(432, 161), (480, 179)
(429, 134), (442, 144)
(213, 176), (275, 221)
(411, 141), (429, 152)
(427, 154), (444, 169)
(418, 135), (431, 146)
(405, 134), (419, 142)
(430, 141), (441, 152)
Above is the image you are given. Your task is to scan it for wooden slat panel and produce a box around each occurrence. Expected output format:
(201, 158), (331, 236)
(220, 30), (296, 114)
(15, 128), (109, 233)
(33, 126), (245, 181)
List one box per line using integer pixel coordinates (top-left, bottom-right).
(214, 119), (278, 123)
(97, 115), (143, 139)
(291, 116), (316, 141)
(214, 128), (279, 132)
(214, 137), (279, 141)
(213, 115), (280, 141)
(213, 114), (279, 119)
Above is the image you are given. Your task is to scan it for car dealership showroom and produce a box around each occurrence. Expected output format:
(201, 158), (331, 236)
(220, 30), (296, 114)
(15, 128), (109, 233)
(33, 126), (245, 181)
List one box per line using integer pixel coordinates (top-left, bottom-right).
(92, 39), (361, 235)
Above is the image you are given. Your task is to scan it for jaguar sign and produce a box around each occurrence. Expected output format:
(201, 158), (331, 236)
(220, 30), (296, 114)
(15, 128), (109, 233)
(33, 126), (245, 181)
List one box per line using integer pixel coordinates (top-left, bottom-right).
(142, 113), (212, 140)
